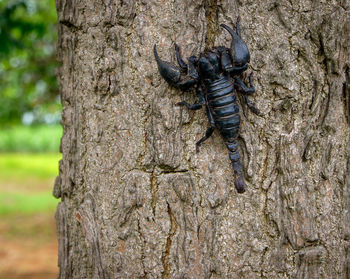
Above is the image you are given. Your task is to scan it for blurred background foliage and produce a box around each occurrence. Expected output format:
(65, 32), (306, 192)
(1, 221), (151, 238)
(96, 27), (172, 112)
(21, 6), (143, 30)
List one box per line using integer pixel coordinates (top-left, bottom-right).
(0, 0), (60, 277)
(0, 0), (60, 127)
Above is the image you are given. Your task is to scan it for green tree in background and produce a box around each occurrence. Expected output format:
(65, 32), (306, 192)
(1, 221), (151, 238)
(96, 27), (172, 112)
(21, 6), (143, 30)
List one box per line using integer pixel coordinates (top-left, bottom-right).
(0, 0), (59, 126)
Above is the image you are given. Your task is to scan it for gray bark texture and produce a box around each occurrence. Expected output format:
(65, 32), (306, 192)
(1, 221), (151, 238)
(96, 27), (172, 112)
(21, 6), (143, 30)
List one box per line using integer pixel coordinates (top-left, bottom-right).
(54, 0), (350, 278)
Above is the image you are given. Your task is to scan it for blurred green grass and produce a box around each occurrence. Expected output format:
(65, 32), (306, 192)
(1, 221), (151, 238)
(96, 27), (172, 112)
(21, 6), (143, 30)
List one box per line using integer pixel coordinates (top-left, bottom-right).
(0, 124), (61, 216)
(0, 192), (58, 215)
(0, 153), (61, 180)
(0, 153), (60, 215)
(0, 124), (62, 152)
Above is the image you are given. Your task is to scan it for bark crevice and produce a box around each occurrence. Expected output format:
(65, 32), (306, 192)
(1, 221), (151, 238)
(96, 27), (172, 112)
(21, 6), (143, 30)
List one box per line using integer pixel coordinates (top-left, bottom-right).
(162, 202), (178, 279)
(204, 0), (219, 48)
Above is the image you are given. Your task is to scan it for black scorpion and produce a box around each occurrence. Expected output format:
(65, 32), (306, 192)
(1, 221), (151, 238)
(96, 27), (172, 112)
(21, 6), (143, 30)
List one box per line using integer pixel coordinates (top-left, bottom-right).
(153, 17), (259, 193)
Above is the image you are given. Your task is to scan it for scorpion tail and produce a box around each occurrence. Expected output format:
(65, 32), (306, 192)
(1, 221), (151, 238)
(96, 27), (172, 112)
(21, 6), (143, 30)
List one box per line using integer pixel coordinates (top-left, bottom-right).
(226, 140), (246, 193)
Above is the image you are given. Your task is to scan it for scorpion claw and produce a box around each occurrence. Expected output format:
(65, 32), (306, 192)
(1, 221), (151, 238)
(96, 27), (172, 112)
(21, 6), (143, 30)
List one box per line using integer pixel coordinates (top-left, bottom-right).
(175, 43), (187, 71)
(221, 21), (250, 66)
(175, 44), (187, 70)
(154, 44), (198, 91)
(154, 44), (181, 85)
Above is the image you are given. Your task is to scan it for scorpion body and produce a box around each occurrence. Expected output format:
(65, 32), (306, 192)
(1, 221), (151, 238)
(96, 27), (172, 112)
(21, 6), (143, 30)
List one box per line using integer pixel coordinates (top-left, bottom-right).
(154, 17), (259, 193)
(204, 75), (244, 190)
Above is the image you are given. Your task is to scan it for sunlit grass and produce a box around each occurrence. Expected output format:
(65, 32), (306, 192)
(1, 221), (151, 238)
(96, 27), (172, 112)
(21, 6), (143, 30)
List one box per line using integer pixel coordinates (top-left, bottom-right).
(0, 153), (61, 180)
(0, 192), (58, 215)
(0, 124), (62, 152)
(0, 153), (61, 215)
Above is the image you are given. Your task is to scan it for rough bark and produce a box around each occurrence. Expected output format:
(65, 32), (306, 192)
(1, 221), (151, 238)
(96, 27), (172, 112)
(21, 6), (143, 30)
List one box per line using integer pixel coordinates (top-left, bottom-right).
(54, 0), (350, 278)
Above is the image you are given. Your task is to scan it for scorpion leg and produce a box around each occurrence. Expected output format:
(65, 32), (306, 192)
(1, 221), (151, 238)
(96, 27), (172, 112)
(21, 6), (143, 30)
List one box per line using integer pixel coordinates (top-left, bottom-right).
(176, 86), (205, 110)
(195, 106), (215, 152)
(235, 74), (260, 115)
(196, 127), (214, 153)
(177, 101), (203, 110)
(244, 95), (260, 115)
(225, 140), (245, 193)
(234, 73), (255, 95)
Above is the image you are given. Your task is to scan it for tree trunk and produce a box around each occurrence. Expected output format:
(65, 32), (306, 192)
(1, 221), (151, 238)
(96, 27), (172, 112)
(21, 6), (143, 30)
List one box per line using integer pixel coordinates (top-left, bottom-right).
(54, 0), (350, 278)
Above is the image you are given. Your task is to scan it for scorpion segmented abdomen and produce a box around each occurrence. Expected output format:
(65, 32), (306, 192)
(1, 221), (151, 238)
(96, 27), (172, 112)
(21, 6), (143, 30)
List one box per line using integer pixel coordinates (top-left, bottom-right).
(206, 76), (240, 140)
(206, 75), (245, 193)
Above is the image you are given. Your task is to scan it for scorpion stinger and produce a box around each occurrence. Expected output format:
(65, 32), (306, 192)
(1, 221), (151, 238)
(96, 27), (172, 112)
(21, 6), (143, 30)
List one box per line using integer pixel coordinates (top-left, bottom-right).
(153, 44), (198, 91)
